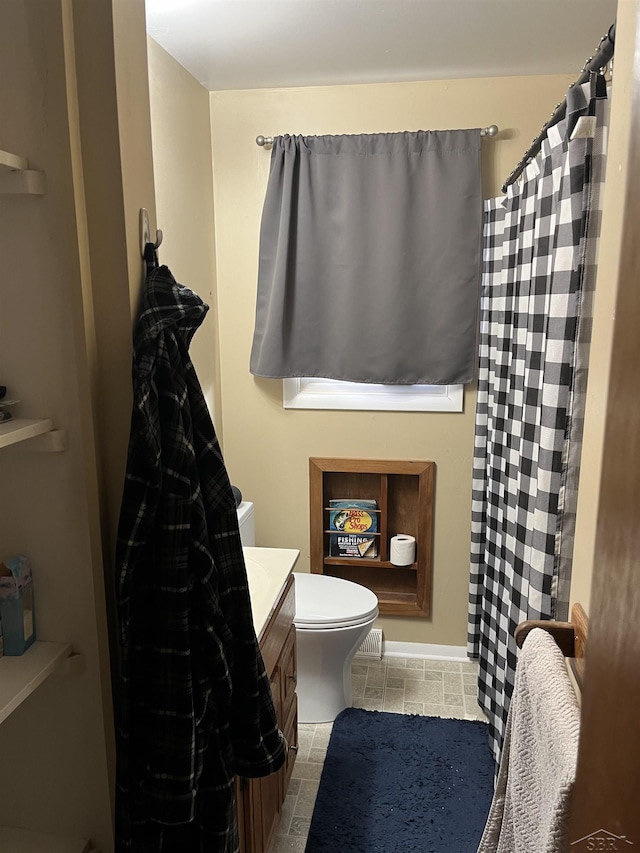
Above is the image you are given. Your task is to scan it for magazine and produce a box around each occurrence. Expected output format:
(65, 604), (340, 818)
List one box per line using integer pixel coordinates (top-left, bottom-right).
(328, 499), (378, 558)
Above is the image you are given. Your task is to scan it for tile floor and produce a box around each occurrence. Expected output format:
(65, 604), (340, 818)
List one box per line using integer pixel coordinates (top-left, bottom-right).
(271, 655), (487, 853)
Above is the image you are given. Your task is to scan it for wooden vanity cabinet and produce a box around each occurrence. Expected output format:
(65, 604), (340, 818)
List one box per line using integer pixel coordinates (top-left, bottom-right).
(237, 574), (298, 853)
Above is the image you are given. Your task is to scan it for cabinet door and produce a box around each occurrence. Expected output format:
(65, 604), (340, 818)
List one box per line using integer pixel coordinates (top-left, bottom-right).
(282, 695), (298, 794)
(237, 577), (299, 853)
(279, 625), (298, 793)
(281, 625), (297, 714)
(235, 777), (249, 853)
(239, 664), (284, 853)
(254, 665), (284, 853)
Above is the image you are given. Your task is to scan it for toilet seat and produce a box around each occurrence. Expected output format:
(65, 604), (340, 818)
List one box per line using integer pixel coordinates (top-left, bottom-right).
(293, 572), (379, 630)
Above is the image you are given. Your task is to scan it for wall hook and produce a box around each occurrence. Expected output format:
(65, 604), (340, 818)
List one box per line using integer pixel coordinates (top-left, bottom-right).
(139, 208), (163, 257)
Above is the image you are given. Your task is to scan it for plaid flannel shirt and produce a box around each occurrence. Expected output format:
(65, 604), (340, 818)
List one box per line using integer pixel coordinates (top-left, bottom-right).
(115, 266), (285, 852)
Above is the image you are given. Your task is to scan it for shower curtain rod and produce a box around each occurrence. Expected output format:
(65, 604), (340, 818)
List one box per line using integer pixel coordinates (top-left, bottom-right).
(255, 125), (499, 147)
(502, 23), (615, 193)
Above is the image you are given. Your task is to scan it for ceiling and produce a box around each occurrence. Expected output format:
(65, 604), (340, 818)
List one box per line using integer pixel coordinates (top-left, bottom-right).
(145, 0), (617, 92)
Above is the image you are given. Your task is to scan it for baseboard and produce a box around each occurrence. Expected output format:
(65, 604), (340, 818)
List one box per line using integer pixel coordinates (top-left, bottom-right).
(381, 641), (470, 662)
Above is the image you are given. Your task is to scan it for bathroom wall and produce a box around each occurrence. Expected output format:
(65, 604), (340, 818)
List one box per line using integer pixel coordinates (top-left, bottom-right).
(147, 38), (222, 433)
(72, 0), (157, 542)
(209, 74), (574, 646)
(0, 0), (141, 845)
(570, 0), (637, 615)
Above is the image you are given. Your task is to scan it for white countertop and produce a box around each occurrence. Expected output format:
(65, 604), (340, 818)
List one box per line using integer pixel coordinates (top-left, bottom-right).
(243, 547), (300, 638)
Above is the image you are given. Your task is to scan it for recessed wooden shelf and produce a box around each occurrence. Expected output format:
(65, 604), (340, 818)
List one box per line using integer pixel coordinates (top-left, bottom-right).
(324, 556), (417, 571)
(310, 458), (434, 617)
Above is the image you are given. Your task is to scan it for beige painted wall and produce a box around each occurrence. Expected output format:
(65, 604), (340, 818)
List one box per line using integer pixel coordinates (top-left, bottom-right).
(570, 1), (638, 613)
(147, 38), (222, 432)
(0, 0), (119, 846)
(0, 0), (162, 846)
(72, 0), (156, 546)
(210, 75), (573, 646)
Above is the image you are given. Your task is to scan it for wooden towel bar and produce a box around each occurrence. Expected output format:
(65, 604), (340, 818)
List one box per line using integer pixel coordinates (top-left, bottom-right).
(515, 603), (588, 691)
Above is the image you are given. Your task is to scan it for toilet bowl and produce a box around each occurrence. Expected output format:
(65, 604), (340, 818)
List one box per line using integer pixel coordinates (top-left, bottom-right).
(235, 502), (379, 723)
(293, 572), (379, 724)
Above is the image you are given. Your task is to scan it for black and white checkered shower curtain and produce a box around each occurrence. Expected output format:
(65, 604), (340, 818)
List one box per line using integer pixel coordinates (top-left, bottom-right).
(468, 80), (609, 765)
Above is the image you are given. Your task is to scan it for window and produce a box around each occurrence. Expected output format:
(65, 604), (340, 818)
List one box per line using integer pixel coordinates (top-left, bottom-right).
(282, 378), (464, 412)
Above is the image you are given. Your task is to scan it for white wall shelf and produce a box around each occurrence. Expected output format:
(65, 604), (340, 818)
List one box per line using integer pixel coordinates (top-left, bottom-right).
(0, 418), (59, 450)
(16, 427), (68, 452)
(0, 641), (73, 725)
(0, 827), (91, 853)
(0, 150), (28, 170)
(0, 148), (46, 194)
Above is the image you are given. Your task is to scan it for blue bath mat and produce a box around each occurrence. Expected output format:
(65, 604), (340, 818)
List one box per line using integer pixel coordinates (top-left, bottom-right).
(304, 708), (494, 853)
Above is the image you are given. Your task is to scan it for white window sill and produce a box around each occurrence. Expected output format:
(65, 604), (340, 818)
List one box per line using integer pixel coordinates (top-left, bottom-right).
(282, 378), (464, 412)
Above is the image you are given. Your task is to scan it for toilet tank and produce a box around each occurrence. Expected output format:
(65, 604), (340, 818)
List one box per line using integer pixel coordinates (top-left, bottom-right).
(236, 501), (255, 547)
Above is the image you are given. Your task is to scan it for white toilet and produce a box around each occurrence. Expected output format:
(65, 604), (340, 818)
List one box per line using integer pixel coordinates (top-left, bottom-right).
(293, 572), (379, 723)
(236, 500), (256, 547)
(236, 500), (379, 724)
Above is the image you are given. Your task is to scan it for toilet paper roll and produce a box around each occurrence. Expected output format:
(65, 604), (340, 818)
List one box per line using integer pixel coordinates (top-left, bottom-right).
(390, 534), (416, 566)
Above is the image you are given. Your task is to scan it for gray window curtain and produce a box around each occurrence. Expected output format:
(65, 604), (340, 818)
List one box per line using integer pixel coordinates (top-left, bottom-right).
(250, 131), (483, 385)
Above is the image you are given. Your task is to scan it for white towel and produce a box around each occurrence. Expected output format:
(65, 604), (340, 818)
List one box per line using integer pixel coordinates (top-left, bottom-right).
(477, 628), (581, 853)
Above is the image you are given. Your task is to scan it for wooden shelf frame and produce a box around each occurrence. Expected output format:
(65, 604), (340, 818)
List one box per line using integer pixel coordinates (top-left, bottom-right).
(310, 458), (435, 617)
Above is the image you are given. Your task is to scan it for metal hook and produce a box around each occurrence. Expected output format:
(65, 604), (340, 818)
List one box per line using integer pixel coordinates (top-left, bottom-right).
(139, 208), (162, 257)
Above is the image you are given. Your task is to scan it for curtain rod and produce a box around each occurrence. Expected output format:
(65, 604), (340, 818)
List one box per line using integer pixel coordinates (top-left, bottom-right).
(256, 125), (499, 147)
(502, 23), (615, 193)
